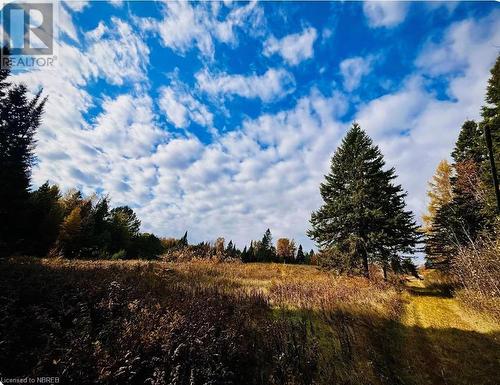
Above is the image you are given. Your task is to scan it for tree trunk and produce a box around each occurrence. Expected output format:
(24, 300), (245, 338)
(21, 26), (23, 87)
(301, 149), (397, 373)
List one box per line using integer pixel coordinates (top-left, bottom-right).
(361, 248), (369, 278)
(484, 124), (500, 213)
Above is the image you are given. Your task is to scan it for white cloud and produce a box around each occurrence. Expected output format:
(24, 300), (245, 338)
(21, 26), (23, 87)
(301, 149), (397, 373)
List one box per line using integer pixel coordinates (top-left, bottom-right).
(63, 1), (89, 12)
(23, 4), (500, 254)
(357, 10), (500, 221)
(263, 27), (317, 66)
(137, 1), (264, 58)
(136, 89), (348, 248)
(85, 18), (150, 86)
(363, 2), (409, 28)
(158, 86), (213, 129)
(196, 68), (295, 102)
(339, 56), (373, 91)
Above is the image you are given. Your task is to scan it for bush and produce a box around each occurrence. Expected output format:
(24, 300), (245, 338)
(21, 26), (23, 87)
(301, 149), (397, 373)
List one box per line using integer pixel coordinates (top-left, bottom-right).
(111, 249), (127, 260)
(452, 234), (500, 319)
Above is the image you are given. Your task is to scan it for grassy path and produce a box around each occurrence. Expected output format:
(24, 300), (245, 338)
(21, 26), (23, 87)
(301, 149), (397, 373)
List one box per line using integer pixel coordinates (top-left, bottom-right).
(393, 279), (500, 385)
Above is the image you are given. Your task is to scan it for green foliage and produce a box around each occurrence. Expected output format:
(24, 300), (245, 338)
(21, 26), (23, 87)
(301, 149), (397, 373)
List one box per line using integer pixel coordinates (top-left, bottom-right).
(110, 249), (126, 260)
(108, 205), (140, 254)
(26, 182), (64, 256)
(308, 123), (419, 277)
(451, 120), (484, 164)
(480, 54), (500, 215)
(481, 54), (500, 171)
(129, 233), (164, 259)
(426, 53), (500, 270)
(179, 231), (188, 247)
(296, 244), (305, 264)
(0, 50), (46, 257)
(256, 229), (276, 262)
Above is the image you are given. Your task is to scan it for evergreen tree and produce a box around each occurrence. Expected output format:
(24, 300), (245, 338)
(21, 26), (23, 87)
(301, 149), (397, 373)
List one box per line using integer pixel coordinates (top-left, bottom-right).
(241, 246), (249, 262)
(296, 244), (305, 264)
(305, 249), (313, 265)
(0, 48), (46, 256)
(27, 182), (64, 256)
(425, 120), (491, 270)
(129, 233), (164, 259)
(179, 231), (188, 247)
(108, 205), (140, 254)
(226, 240), (235, 258)
(308, 123), (419, 277)
(247, 242), (255, 262)
(451, 120), (484, 164)
(256, 229), (275, 262)
(481, 54), (500, 213)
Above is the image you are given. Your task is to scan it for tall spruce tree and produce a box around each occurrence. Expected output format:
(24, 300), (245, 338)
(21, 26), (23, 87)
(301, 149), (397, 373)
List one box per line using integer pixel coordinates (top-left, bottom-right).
(451, 120), (484, 164)
(296, 244), (305, 264)
(308, 123), (419, 277)
(257, 229), (275, 262)
(481, 54), (500, 213)
(0, 48), (46, 256)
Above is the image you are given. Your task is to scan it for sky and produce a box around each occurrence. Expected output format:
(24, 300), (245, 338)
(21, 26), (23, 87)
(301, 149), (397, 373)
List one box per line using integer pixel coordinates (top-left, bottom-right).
(8, 0), (500, 250)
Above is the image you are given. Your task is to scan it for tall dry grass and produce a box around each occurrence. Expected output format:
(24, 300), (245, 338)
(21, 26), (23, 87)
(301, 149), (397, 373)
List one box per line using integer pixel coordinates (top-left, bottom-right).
(452, 236), (500, 320)
(0, 258), (405, 385)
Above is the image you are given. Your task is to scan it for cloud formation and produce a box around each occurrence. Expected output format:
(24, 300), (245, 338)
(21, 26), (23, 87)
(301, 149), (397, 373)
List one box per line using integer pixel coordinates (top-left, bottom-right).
(363, 2), (409, 28)
(196, 68), (295, 102)
(159, 86), (213, 129)
(18, 2), (500, 252)
(339, 56), (373, 91)
(138, 1), (264, 58)
(263, 27), (317, 66)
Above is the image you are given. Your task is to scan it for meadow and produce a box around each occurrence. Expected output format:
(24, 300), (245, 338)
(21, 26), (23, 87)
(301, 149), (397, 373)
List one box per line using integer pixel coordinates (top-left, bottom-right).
(1, 258), (498, 385)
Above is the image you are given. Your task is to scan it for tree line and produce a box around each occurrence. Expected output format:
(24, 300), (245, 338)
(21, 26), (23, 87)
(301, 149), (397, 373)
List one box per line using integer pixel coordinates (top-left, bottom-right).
(423, 55), (500, 271)
(1, 45), (498, 277)
(308, 54), (499, 280)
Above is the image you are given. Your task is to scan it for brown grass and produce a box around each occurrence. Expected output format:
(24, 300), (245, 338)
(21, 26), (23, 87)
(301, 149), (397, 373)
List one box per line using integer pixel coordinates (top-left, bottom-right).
(2, 258), (498, 385)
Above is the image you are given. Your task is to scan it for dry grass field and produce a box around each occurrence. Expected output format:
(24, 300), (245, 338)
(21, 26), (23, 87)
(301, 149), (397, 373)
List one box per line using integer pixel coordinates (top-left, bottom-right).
(0, 258), (498, 385)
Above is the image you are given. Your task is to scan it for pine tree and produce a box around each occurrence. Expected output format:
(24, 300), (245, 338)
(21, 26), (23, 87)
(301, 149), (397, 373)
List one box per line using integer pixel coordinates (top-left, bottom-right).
(256, 229), (275, 262)
(226, 240), (235, 257)
(179, 231), (188, 247)
(308, 123), (419, 277)
(241, 246), (248, 262)
(247, 242), (255, 262)
(27, 182), (64, 256)
(481, 54), (500, 213)
(305, 249), (313, 265)
(451, 120), (484, 164)
(296, 244), (305, 264)
(0, 48), (47, 256)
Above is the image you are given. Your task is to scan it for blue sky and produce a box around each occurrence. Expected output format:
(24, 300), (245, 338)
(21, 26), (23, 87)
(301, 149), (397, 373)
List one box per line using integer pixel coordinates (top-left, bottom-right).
(10, 1), (500, 250)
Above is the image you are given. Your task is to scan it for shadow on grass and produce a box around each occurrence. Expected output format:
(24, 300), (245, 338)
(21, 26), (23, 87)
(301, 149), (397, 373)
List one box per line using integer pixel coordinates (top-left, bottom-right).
(0, 258), (498, 385)
(406, 285), (453, 298)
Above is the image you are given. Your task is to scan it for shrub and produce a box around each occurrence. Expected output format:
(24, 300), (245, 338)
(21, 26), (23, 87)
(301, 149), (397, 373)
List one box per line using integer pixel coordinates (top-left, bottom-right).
(452, 234), (500, 319)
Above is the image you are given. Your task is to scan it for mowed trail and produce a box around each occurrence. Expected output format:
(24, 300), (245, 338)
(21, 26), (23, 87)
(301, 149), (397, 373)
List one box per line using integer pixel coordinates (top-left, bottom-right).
(395, 279), (500, 385)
